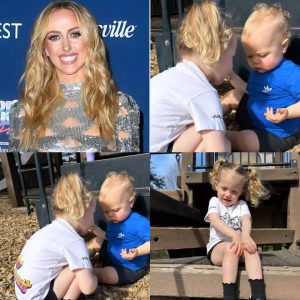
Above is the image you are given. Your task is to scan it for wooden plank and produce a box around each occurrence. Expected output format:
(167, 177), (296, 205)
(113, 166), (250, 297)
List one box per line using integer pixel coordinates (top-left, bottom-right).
(181, 153), (194, 206)
(287, 154), (300, 250)
(287, 184), (300, 250)
(159, 190), (183, 202)
(0, 153), (23, 208)
(150, 264), (300, 299)
(183, 168), (299, 184)
(151, 227), (295, 250)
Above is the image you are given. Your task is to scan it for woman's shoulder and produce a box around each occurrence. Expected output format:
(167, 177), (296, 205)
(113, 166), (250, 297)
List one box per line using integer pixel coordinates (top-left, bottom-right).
(117, 91), (139, 111)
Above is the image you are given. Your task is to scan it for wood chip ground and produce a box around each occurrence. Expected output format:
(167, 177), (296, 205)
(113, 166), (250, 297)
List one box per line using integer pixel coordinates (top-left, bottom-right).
(0, 193), (149, 300)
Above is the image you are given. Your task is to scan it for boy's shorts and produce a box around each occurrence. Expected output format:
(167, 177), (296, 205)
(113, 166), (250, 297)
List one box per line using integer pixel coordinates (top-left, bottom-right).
(44, 280), (58, 300)
(236, 95), (300, 151)
(100, 240), (148, 285)
(113, 264), (148, 285)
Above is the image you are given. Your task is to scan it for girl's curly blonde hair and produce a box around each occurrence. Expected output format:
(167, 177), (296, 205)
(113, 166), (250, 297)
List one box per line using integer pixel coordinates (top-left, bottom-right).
(20, 1), (118, 150)
(209, 158), (269, 207)
(52, 173), (92, 220)
(177, 0), (233, 64)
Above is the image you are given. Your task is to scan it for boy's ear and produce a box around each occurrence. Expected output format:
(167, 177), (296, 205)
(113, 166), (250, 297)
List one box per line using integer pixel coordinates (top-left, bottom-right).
(281, 38), (289, 53)
(129, 196), (135, 207)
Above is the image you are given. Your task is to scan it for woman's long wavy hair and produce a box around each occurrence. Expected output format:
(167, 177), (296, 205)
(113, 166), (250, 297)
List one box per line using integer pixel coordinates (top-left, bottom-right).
(20, 1), (118, 150)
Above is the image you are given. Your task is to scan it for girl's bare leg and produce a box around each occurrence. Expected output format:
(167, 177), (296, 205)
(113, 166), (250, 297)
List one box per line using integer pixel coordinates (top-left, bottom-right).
(210, 242), (240, 283)
(53, 267), (81, 300)
(243, 250), (263, 279)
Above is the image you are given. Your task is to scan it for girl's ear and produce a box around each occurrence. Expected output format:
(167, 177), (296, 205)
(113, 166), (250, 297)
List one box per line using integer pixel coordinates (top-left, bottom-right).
(281, 38), (289, 53)
(214, 180), (219, 189)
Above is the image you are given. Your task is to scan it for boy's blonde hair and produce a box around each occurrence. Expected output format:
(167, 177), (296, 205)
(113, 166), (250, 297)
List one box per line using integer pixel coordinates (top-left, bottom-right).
(99, 171), (135, 203)
(243, 3), (291, 41)
(52, 173), (92, 219)
(209, 159), (269, 207)
(177, 0), (233, 64)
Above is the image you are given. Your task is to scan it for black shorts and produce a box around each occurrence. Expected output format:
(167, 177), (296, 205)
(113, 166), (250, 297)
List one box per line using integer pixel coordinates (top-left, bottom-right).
(207, 241), (223, 265)
(236, 95), (300, 151)
(100, 240), (148, 285)
(44, 280), (58, 300)
(112, 264), (148, 285)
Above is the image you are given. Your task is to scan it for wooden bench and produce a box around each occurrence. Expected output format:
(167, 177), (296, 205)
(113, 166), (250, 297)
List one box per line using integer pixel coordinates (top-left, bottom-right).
(151, 227), (300, 299)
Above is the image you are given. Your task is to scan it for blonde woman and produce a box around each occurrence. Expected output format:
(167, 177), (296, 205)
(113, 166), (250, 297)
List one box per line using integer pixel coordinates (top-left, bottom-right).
(9, 1), (139, 152)
(150, 0), (236, 152)
(14, 173), (97, 300)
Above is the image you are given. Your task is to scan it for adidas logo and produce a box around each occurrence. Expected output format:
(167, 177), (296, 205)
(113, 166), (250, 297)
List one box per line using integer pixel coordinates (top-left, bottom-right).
(117, 232), (125, 239)
(262, 86), (272, 93)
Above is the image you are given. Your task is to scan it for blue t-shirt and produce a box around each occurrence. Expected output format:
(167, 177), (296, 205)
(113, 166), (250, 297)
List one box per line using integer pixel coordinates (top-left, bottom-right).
(106, 211), (150, 271)
(247, 59), (300, 138)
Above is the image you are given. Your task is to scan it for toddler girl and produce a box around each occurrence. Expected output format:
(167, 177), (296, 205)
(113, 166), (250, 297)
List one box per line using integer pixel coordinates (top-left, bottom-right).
(205, 159), (269, 300)
(14, 173), (97, 300)
(150, 1), (236, 152)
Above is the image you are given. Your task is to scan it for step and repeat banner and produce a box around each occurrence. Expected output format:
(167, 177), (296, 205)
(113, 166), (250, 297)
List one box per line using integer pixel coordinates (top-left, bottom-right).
(0, 0), (149, 151)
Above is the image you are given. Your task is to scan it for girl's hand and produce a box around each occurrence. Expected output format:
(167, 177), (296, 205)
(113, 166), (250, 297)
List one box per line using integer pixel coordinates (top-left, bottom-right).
(230, 233), (244, 256)
(87, 237), (103, 256)
(264, 107), (288, 123)
(120, 248), (138, 260)
(242, 234), (257, 254)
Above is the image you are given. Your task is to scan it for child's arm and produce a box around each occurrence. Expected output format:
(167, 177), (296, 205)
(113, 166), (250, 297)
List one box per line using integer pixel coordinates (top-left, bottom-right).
(221, 89), (245, 116)
(208, 213), (243, 256)
(74, 268), (98, 295)
(226, 71), (248, 93)
(120, 241), (150, 260)
(87, 237), (103, 256)
(87, 225), (106, 256)
(90, 225), (106, 240)
(265, 101), (300, 123)
(172, 126), (231, 152)
(241, 214), (257, 254)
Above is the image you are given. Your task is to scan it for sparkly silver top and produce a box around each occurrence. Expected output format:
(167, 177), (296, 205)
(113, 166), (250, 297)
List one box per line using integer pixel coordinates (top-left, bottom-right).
(8, 82), (140, 152)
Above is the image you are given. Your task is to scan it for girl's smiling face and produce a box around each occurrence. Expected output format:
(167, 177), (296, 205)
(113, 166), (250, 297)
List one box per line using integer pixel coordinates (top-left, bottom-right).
(44, 8), (87, 83)
(215, 169), (245, 207)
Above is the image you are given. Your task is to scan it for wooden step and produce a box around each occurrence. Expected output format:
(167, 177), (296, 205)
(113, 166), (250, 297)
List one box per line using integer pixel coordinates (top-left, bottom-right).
(151, 264), (300, 299)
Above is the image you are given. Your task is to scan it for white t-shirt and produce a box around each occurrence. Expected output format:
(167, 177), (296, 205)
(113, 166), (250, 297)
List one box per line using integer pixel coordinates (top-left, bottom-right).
(14, 219), (92, 300)
(204, 196), (251, 253)
(150, 59), (225, 152)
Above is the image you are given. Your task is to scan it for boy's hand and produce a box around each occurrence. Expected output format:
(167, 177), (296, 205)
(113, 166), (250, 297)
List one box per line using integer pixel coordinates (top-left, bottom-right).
(265, 107), (288, 123)
(120, 248), (138, 260)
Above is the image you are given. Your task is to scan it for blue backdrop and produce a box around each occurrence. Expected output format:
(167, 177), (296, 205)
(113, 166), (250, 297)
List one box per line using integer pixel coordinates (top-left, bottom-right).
(0, 0), (149, 151)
